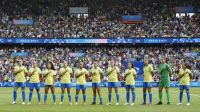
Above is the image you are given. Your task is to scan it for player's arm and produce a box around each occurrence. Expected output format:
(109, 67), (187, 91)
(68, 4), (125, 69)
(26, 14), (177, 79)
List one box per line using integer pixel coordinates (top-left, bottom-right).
(133, 69), (137, 80)
(149, 65), (154, 76)
(167, 65), (172, 77)
(99, 68), (104, 81)
(60, 68), (68, 77)
(75, 70), (83, 78)
(53, 71), (57, 84)
(106, 68), (114, 76)
(116, 67), (120, 81)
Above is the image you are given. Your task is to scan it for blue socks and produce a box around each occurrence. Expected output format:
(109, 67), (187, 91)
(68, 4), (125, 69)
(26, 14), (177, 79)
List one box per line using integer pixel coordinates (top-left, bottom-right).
(179, 91), (183, 103)
(186, 91), (190, 103)
(13, 90), (17, 102)
(116, 93), (119, 103)
(44, 94), (47, 103)
(61, 94), (64, 102)
(149, 93), (152, 104)
(22, 90), (26, 102)
(61, 94), (71, 102)
(126, 92), (130, 103)
(108, 93), (112, 103)
(75, 95), (78, 102)
(93, 96), (96, 103)
(37, 93), (41, 102)
(99, 96), (103, 103)
(52, 94), (56, 103)
(29, 90), (33, 102)
(83, 94), (86, 103)
(68, 94), (72, 102)
(132, 91), (136, 103)
(143, 93), (146, 103)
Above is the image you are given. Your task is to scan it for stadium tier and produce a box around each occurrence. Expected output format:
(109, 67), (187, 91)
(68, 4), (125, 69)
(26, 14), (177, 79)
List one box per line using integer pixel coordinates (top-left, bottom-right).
(0, 0), (200, 38)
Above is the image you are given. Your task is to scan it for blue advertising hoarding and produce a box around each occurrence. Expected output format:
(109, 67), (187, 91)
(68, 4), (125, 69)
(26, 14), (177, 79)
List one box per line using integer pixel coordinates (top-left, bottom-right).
(0, 38), (199, 44)
(1, 81), (200, 87)
(13, 19), (33, 25)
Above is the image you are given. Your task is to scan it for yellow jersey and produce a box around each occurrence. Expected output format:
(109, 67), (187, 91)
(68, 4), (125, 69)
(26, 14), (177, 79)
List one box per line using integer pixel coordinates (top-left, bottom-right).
(29, 67), (41, 83)
(90, 67), (103, 83)
(43, 69), (57, 85)
(13, 65), (27, 82)
(107, 67), (120, 82)
(59, 67), (73, 83)
(125, 68), (136, 85)
(75, 68), (88, 85)
(143, 64), (153, 82)
(179, 68), (191, 85)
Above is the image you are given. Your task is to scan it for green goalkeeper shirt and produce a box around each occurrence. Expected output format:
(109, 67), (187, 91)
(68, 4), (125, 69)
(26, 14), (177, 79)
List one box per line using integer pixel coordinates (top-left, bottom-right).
(159, 64), (170, 83)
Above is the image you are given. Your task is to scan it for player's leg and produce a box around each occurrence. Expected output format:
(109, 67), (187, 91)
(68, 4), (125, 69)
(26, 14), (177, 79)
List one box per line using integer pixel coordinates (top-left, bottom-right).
(107, 82), (112, 105)
(157, 86), (163, 105)
(82, 86), (87, 105)
(21, 82), (26, 104)
(35, 83), (41, 104)
(147, 83), (152, 105)
(28, 83), (34, 104)
(185, 86), (190, 105)
(131, 86), (136, 105)
(178, 85), (184, 105)
(165, 87), (170, 104)
(66, 85), (72, 105)
(60, 84), (65, 104)
(96, 83), (103, 104)
(44, 86), (49, 104)
(142, 82), (147, 105)
(91, 83), (97, 105)
(12, 82), (19, 104)
(50, 85), (56, 104)
(114, 82), (119, 105)
(124, 85), (130, 105)
(75, 85), (80, 105)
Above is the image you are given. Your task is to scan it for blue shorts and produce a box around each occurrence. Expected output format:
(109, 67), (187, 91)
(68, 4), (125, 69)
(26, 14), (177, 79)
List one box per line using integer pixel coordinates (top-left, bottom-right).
(180, 85), (190, 90)
(61, 83), (71, 88)
(143, 82), (152, 88)
(29, 83), (40, 90)
(92, 83), (101, 88)
(125, 85), (135, 89)
(108, 82), (119, 88)
(76, 85), (86, 90)
(14, 82), (25, 88)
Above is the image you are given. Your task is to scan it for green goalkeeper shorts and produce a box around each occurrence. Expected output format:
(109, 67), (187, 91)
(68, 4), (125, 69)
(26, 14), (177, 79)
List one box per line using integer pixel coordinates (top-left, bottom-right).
(159, 80), (170, 87)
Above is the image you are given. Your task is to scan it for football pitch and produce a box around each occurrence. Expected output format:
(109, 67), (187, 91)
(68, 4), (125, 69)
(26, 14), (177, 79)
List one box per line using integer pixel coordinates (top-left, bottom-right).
(0, 87), (199, 112)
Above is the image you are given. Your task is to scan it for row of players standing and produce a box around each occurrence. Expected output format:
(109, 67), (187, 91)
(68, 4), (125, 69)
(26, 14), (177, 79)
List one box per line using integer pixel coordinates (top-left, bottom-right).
(12, 58), (192, 105)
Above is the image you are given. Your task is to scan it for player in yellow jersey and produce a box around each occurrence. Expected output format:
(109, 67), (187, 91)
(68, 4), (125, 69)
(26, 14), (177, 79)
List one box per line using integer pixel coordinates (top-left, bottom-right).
(28, 61), (41, 105)
(177, 63), (192, 106)
(106, 60), (120, 105)
(90, 61), (103, 105)
(124, 62), (137, 105)
(75, 62), (88, 105)
(142, 59), (153, 105)
(43, 62), (57, 104)
(59, 61), (73, 105)
(12, 59), (28, 105)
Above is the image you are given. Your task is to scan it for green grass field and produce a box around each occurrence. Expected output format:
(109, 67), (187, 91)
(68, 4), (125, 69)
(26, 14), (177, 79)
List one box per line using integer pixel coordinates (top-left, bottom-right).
(0, 87), (199, 112)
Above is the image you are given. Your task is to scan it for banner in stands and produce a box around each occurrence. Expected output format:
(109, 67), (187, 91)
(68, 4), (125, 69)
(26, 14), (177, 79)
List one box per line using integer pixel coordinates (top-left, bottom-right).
(69, 53), (85, 57)
(122, 15), (143, 24)
(1, 81), (200, 87)
(69, 7), (88, 14)
(176, 7), (195, 13)
(11, 52), (28, 57)
(13, 19), (33, 25)
(0, 38), (200, 44)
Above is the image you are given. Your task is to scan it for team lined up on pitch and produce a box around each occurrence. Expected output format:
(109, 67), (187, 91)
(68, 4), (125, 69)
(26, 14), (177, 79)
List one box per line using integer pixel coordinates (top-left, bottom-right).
(12, 58), (192, 106)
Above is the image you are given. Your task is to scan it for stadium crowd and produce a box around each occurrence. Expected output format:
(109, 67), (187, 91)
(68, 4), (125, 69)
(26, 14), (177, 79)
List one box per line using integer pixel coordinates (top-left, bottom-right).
(0, 45), (199, 82)
(0, 0), (200, 38)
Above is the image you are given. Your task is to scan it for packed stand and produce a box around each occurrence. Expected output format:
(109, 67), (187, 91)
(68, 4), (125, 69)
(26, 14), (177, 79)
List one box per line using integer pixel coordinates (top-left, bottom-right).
(0, 0), (200, 38)
(0, 45), (199, 82)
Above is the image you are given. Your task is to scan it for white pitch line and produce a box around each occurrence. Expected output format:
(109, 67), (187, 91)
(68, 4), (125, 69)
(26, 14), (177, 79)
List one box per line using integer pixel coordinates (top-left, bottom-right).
(171, 90), (200, 98)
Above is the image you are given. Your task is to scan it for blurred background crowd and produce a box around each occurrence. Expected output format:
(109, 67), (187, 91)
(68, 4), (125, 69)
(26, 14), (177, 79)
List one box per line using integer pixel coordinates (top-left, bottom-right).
(0, 45), (199, 82)
(0, 0), (200, 38)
